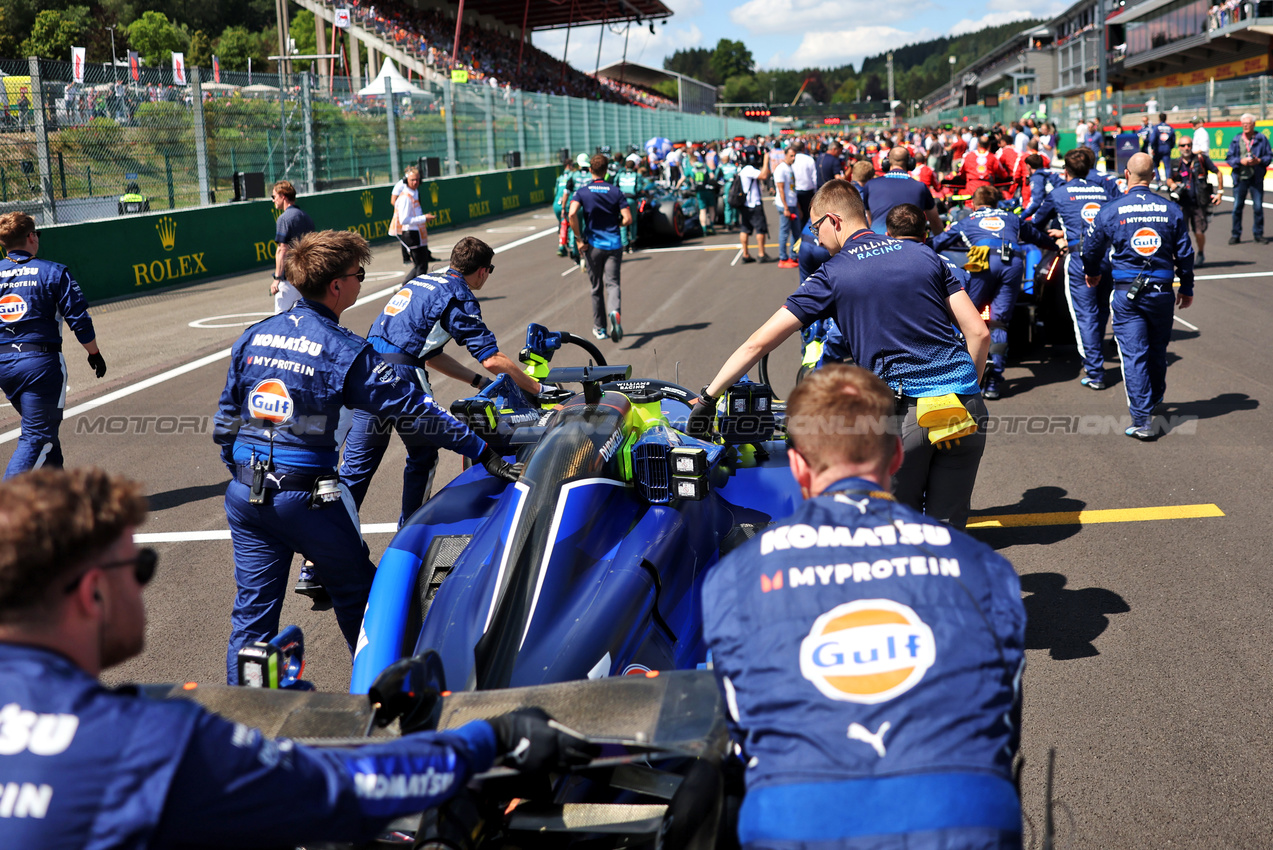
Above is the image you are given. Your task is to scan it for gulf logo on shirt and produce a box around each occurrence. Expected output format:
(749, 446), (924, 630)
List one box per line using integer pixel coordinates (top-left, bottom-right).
(1131, 227), (1162, 256)
(1081, 202), (1102, 224)
(979, 216), (1005, 232)
(384, 289), (412, 316)
(799, 599), (936, 704)
(0, 293), (27, 322)
(248, 379), (294, 424)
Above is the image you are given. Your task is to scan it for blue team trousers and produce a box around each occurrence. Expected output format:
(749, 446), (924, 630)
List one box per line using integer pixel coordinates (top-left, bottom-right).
(1111, 286), (1175, 427)
(1231, 179), (1264, 239)
(965, 262), (1021, 388)
(1062, 253), (1112, 381)
(0, 352), (66, 478)
(224, 480), (375, 684)
(340, 407), (440, 525)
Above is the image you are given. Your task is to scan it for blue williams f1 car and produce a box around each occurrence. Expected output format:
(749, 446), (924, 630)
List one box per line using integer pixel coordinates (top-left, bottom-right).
(350, 324), (802, 696)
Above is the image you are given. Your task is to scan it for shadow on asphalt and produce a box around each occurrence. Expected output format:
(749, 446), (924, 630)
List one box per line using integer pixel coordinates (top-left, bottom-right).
(1005, 354), (1079, 395)
(623, 322), (711, 350)
(971, 486), (1085, 550)
(1019, 572), (1130, 659)
(148, 481), (229, 511)
(1159, 392), (1259, 422)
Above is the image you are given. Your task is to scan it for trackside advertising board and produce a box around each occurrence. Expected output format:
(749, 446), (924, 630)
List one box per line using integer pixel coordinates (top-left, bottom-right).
(37, 165), (559, 302)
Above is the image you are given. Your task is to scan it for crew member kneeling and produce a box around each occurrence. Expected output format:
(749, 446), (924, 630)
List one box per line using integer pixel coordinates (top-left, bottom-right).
(702, 365), (1026, 850)
(0, 468), (588, 849)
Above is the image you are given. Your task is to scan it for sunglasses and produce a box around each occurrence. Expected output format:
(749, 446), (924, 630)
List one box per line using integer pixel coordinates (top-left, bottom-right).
(335, 267), (366, 284)
(810, 212), (839, 233)
(486, 264), (495, 273)
(63, 548), (158, 593)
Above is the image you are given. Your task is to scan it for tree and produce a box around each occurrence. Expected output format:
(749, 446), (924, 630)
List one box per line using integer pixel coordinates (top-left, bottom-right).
(288, 9), (317, 71)
(831, 77), (860, 103)
(214, 25), (268, 72)
(126, 10), (189, 67)
(664, 47), (714, 84)
(721, 73), (762, 105)
(188, 29), (213, 68)
(20, 7), (88, 60)
(863, 73), (885, 102)
(710, 39), (753, 85)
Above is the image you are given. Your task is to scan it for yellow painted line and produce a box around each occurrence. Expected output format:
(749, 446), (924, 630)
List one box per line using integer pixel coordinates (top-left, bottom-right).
(967, 503), (1224, 529)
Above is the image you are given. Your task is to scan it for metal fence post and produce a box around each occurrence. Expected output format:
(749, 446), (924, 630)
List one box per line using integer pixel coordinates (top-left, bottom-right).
(301, 72), (315, 192)
(191, 68), (211, 206)
(516, 93), (527, 165)
(385, 75), (399, 183)
(1208, 78), (1215, 122)
(1261, 76), (1269, 120)
(28, 58), (55, 224)
(542, 96), (552, 166)
(444, 78), (458, 175)
(484, 86), (495, 171)
(582, 100), (591, 156)
(563, 97), (572, 157)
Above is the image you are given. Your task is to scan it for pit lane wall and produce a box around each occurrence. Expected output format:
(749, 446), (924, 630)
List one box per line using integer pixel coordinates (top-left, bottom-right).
(36, 164), (560, 303)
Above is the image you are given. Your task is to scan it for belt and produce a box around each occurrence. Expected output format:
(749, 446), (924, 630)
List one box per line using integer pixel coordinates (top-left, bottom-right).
(0, 342), (60, 354)
(1113, 280), (1172, 291)
(378, 350), (428, 369)
(233, 465), (332, 491)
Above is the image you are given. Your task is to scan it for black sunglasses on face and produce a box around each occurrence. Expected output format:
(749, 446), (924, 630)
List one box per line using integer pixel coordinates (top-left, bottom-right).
(334, 268), (366, 285)
(486, 264), (495, 273)
(63, 548), (158, 593)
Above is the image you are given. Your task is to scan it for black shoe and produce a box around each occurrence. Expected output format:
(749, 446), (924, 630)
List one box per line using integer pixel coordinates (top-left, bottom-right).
(758, 254), (773, 263)
(1229, 236), (1241, 245)
(295, 562), (329, 600)
(741, 255), (756, 264)
(983, 385), (1002, 400)
(1256, 235), (1269, 244)
(1197, 251), (1204, 266)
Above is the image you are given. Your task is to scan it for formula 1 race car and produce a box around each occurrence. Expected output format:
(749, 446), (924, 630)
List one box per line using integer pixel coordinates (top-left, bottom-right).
(633, 184), (703, 243)
(350, 324), (801, 698)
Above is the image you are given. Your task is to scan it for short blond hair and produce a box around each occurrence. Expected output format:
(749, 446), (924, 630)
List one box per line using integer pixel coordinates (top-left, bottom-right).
(284, 230), (372, 298)
(0, 212), (35, 251)
(786, 364), (897, 474)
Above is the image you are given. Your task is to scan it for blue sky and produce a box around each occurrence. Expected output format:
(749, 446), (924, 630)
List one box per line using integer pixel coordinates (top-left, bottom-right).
(531, 0), (1066, 76)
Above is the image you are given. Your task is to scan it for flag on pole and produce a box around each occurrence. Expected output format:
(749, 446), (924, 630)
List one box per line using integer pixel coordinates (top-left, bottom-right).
(335, 8), (351, 28)
(71, 47), (86, 83)
(212, 55), (221, 84)
(172, 52), (186, 85)
(128, 50), (140, 82)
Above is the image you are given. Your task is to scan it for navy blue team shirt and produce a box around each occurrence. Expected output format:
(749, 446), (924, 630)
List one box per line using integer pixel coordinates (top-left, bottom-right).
(860, 171), (934, 229)
(702, 479), (1025, 845)
(275, 205), (315, 248)
(572, 178), (629, 252)
(367, 268), (499, 364)
(785, 231), (980, 397)
(0, 250), (96, 347)
(1081, 184), (1195, 294)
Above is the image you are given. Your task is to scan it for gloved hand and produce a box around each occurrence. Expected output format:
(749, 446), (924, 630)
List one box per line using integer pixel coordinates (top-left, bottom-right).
(536, 382), (573, 406)
(486, 707), (598, 773)
(479, 445), (523, 483)
(685, 393), (716, 438)
(86, 352), (106, 379)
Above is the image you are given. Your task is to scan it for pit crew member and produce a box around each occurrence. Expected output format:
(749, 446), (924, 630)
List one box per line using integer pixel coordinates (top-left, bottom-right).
(269, 181), (315, 314)
(957, 135), (1010, 203)
(1025, 148), (1119, 390)
(689, 180), (990, 529)
(932, 186), (1057, 399)
(615, 155), (643, 250)
(569, 154), (632, 342)
(702, 364), (1025, 850)
(860, 148), (943, 237)
(1081, 153), (1195, 440)
(1148, 112), (1176, 183)
(0, 212), (105, 478)
(340, 236), (542, 523)
(0, 467), (592, 850)
(214, 230), (517, 684)
(552, 158), (584, 260)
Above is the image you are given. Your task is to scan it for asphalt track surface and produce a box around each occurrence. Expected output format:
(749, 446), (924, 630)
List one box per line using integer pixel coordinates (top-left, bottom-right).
(5, 194), (1271, 848)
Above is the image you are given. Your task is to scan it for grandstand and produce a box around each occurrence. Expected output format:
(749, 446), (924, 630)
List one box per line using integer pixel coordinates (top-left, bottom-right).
(297, 0), (673, 106)
(595, 62), (715, 113)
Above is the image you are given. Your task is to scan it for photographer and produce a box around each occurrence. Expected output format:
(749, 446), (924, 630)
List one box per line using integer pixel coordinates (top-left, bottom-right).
(1167, 136), (1221, 265)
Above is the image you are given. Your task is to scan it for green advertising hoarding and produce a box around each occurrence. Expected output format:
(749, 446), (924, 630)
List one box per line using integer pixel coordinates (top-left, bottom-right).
(38, 164), (560, 303)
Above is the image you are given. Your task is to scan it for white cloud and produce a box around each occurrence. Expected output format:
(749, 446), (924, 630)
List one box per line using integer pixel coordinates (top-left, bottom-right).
(532, 23), (703, 74)
(763, 26), (941, 69)
(949, 11), (1042, 35)
(729, 0), (931, 33)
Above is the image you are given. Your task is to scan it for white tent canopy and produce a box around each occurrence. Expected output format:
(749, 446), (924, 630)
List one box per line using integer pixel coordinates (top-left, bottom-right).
(357, 58), (426, 96)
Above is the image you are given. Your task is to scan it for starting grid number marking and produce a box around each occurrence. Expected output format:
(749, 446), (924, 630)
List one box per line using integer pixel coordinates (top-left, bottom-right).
(967, 503), (1224, 529)
(135, 522), (399, 543)
(188, 312), (272, 329)
(0, 228), (559, 446)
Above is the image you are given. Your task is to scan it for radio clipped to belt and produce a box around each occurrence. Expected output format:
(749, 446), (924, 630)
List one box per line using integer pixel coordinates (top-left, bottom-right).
(310, 475), (342, 510)
(917, 394), (978, 448)
(248, 430), (275, 506)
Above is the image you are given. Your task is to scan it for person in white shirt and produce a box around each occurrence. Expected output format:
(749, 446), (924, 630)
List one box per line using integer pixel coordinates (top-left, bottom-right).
(1191, 117), (1210, 158)
(1075, 120), (1088, 147)
(772, 146), (799, 268)
(737, 144), (773, 264)
(1013, 123), (1030, 153)
(791, 140), (818, 230)
(391, 167), (435, 281)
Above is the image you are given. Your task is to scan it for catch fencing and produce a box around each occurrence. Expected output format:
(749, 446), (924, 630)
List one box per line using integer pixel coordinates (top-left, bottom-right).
(2, 56), (767, 226)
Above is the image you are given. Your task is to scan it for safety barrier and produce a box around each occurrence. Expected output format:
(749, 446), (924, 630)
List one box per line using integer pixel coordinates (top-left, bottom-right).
(38, 163), (559, 303)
